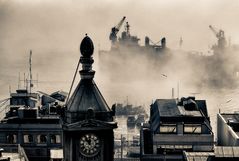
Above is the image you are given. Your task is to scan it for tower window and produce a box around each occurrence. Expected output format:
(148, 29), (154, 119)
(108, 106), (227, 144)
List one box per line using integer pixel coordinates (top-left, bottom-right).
(7, 134), (17, 144)
(24, 134), (34, 143)
(50, 135), (61, 144)
(38, 135), (47, 143)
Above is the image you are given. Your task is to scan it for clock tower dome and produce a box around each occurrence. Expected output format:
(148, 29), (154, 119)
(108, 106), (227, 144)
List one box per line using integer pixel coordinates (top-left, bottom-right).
(63, 35), (117, 161)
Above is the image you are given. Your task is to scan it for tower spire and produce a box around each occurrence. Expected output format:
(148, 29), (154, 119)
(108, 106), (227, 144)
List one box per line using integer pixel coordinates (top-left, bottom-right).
(63, 35), (117, 161)
(66, 35), (113, 122)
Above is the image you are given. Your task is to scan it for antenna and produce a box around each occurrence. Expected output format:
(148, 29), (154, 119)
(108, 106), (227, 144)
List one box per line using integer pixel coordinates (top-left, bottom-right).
(29, 50), (33, 93)
(9, 85), (11, 95)
(177, 81), (180, 99)
(172, 88), (174, 99)
(24, 73), (26, 89)
(37, 73), (39, 87)
(126, 96), (128, 106)
(18, 72), (20, 89)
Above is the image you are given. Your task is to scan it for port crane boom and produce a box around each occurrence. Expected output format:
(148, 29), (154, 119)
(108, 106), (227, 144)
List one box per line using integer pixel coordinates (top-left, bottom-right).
(109, 16), (126, 43)
(209, 25), (225, 39)
(209, 25), (226, 49)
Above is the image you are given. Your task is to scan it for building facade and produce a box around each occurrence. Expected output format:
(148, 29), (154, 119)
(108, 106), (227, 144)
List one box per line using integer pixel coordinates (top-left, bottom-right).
(0, 89), (63, 161)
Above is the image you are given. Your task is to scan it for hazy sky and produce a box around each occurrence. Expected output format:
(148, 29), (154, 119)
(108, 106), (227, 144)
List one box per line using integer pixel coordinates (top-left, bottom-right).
(1, 0), (239, 51)
(0, 0), (239, 104)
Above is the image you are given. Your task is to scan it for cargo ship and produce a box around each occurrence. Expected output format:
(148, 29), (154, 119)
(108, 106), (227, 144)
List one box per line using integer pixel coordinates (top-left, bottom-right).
(99, 17), (239, 89)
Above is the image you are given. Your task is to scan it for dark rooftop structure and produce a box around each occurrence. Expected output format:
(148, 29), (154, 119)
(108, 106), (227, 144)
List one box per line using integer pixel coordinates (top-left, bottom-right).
(140, 97), (214, 161)
(0, 51), (68, 161)
(0, 89), (63, 161)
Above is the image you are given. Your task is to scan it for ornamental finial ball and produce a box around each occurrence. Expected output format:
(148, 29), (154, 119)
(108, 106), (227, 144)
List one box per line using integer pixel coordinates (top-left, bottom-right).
(80, 35), (94, 57)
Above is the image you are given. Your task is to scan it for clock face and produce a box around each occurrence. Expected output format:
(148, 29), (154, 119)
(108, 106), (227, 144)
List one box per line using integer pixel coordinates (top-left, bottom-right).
(79, 133), (100, 157)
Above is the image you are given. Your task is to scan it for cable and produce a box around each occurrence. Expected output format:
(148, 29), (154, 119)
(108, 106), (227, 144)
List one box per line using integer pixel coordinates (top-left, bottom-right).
(65, 58), (81, 106)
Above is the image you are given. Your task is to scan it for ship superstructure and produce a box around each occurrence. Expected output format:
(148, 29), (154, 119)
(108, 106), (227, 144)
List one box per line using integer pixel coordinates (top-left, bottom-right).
(100, 17), (239, 88)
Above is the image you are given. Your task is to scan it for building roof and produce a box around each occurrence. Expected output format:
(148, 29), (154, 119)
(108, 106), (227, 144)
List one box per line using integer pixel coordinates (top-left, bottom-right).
(220, 113), (239, 134)
(152, 97), (208, 118)
(67, 80), (110, 112)
(155, 99), (180, 117)
(184, 147), (239, 161)
(150, 97), (210, 132)
(215, 146), (239, 158)
(50, 90), (68, 97)
(183, 151), (214, 161)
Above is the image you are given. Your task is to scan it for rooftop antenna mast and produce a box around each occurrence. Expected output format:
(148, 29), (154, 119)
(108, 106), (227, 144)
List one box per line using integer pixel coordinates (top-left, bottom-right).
(29, 50), (33, 93)
(18, 72), (20, 89)
(177, 81), (180, 99)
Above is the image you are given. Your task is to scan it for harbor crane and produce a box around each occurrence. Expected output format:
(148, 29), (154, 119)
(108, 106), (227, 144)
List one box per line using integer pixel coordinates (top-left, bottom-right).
(109, 16), (126, 43)
(209, 25), (226, 49)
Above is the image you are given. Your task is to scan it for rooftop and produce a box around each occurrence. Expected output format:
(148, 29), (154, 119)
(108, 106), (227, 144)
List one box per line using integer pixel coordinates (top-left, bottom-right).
(151, 97), (209, 122)
(220, 113), (239, 134)
(155, 99), (203, 117)
(150, 97), (212, 133)
(183, 151), (214, 161)
(214, 146), (239, 158)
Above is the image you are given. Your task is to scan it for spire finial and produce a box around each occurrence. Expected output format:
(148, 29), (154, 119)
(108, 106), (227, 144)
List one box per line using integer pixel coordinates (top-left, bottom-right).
(79, 35), (95, 79)
(80, 35), (94, 57)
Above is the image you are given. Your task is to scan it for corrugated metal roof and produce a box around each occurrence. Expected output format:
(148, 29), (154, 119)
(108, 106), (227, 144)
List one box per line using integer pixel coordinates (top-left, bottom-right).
(156, 99), (180, 117)
(215, 146), (239, 157)
(233, 147), (239, 157)
(184, 151), (214, 161)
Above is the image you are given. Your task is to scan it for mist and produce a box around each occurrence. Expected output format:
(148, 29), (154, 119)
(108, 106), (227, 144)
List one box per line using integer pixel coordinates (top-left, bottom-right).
(1, 0), (239, 134)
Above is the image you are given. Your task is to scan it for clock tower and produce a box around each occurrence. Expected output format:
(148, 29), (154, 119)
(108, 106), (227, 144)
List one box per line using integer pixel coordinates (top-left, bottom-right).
(63, 35), (117, 161)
